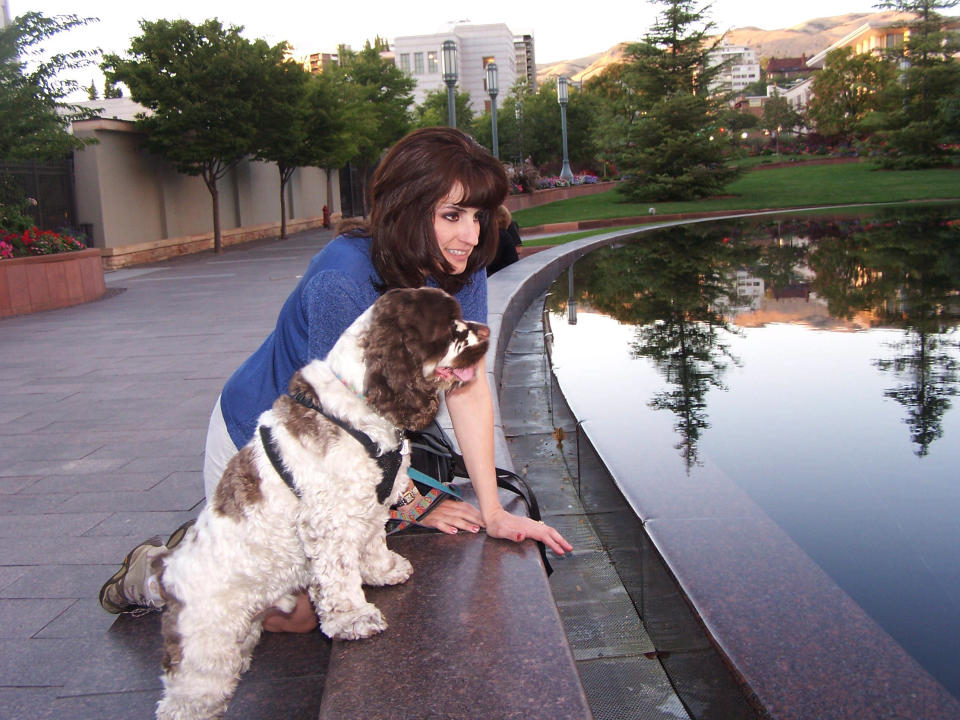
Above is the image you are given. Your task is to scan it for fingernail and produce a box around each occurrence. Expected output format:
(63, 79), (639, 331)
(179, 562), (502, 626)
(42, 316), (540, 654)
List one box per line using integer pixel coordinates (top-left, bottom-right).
(516, 533), (523, 541)
(449, 528), (458, 535)
(471, 525), (480, 533)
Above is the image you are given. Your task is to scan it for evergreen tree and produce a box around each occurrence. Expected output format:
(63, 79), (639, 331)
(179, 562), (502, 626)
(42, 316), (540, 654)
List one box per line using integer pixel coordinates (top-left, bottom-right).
(86, 79), (99, 100)
(870, 0), (960, 166)
(615, 0), (740, 201)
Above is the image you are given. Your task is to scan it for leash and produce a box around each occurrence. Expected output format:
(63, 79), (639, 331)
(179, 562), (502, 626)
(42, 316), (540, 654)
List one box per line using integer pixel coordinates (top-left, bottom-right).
(259, 392), (403, 504)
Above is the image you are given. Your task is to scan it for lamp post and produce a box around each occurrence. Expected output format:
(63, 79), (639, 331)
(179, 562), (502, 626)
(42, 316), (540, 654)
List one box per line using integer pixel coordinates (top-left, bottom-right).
(515, 101), (523, 168)
(441, 40), (458, 128)
(486, 61), (499, 158)
(557, 76), (574, 181)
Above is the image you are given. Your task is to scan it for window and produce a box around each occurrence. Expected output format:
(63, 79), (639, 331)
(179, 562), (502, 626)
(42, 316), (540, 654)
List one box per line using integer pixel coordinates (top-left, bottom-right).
(399, 53), (410, 72)
(427, 51), (438, 74)
(414, 52), (424, 74)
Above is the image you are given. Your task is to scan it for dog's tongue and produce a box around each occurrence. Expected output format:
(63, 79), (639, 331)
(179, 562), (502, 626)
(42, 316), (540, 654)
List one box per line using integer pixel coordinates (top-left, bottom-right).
(436, 366), (475, 382)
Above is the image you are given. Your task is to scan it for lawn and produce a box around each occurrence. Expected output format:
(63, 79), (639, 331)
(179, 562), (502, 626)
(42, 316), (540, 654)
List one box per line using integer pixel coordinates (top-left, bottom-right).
(511, 161), (960, 230)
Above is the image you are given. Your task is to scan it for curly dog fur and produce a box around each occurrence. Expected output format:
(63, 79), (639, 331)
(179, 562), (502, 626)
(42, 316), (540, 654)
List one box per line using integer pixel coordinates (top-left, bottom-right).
(154, 288), (489, 720)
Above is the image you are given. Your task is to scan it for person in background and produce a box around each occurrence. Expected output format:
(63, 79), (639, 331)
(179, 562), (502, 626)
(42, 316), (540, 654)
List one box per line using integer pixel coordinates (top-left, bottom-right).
(487, 205), (522, 275)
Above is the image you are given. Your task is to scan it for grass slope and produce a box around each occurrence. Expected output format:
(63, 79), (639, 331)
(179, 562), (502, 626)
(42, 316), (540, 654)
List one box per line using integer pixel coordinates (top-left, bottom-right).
(512, 162), (960, 229)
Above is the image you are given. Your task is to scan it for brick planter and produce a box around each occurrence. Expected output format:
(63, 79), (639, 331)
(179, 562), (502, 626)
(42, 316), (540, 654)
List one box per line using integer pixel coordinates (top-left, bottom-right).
(0, 248), (106, 318)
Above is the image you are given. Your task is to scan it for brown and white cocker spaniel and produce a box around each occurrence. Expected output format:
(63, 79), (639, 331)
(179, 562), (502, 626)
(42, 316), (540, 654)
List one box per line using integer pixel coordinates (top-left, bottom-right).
(155, 287), (489, 720)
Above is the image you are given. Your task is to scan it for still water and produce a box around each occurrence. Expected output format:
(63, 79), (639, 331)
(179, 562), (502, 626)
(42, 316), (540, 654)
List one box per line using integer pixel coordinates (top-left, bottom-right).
(546, 205), (960, 699)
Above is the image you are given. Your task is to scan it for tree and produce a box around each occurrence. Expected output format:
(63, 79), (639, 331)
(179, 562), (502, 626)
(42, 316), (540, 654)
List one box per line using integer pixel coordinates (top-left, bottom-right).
(805, 47), (899, 140)
(503, 78), (593, 170)
(104, 19), (278, 253)
(761, 93), (803, 151)
(870, 0), (960, 166)
(331, 42), (414, 212)
(104, 80), (122, 98)
(251, 51), (310, 239)
(0, 12), (99, 161)
(614, 0), (740, 201)
(86, 79), (99, 100)
(413, 87), (475, 135)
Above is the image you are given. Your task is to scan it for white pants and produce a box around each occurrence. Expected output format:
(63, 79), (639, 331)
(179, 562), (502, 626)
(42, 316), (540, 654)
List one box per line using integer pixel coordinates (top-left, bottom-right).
(202, 395), (238, 502)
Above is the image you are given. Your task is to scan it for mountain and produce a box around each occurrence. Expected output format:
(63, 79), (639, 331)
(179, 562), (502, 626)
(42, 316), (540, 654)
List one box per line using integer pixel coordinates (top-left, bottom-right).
(536, 11), (915, 84)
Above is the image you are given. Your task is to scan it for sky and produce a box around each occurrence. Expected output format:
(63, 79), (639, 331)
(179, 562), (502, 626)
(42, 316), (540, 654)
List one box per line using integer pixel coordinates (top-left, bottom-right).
(11, 0), (883, 63)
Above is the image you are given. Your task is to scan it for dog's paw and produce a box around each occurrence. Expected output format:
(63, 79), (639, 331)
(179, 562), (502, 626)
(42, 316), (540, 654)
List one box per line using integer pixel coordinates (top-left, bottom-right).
(362, 550), (413, 586)
(377, 553), (413, 586)
(321, 603), (387, 640)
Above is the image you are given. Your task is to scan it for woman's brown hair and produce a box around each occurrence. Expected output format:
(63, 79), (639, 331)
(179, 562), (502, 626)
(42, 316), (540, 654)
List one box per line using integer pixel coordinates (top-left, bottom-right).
(342, 127), (508, 294)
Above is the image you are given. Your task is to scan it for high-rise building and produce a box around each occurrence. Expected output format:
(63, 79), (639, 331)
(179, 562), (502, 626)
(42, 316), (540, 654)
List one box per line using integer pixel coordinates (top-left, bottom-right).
(1, 0), (11, 29)
(708, 41), (762, 94)
(514, 33), (537, 92)
(393, 24), (526, 113)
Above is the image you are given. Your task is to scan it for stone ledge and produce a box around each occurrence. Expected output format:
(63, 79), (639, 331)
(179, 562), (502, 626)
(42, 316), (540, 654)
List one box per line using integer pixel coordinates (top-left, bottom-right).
(99, 216), (334, 270)
(319, 528), (592, 720)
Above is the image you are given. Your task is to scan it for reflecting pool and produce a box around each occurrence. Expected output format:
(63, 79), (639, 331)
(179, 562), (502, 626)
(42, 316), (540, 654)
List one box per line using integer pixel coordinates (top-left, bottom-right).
(546, 204), (960, 700)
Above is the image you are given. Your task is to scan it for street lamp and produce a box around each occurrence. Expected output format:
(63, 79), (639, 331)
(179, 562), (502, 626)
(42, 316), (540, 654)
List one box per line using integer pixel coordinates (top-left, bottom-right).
(514, 101), (523, 168)
(486, 61), (499, 158)
(441, 40), (458, 128)
(557, 76), (574, 181)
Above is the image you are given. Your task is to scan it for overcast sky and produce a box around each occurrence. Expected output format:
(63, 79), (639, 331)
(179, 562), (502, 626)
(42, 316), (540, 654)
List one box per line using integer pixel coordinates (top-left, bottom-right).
(12, 0), (882, 64)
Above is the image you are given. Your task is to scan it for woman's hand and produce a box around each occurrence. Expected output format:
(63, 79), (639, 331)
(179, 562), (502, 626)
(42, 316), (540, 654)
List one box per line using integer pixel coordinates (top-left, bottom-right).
(417, 498), (484, 535)
(484, 507), (573, 556)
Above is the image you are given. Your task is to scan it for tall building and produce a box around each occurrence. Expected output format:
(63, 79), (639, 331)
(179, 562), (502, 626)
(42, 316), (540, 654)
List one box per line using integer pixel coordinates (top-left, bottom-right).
(514, 33), (537, 91)
(392, 24), (524, 113)
(708, 41), (762, 94)
(1, 0), (11, 29)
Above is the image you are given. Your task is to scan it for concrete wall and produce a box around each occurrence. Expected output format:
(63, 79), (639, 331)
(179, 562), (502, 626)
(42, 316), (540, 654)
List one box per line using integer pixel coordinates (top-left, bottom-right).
(72, 118), (340, 258)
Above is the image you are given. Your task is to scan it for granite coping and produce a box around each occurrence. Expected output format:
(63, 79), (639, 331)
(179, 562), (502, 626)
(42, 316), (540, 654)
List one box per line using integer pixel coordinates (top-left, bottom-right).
(490, 217), (960, 719)
(319, 530), (591, 720)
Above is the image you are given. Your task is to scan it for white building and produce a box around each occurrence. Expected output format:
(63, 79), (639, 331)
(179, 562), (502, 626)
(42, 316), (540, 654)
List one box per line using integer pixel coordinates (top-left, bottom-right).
(1, 0), (11, 28)
(393, 24), (522, 114)
(708, 42), (762, 94)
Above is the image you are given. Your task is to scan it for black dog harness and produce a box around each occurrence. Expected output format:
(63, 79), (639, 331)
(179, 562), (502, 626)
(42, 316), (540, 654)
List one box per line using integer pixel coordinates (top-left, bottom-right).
(259, 392), (403, 504)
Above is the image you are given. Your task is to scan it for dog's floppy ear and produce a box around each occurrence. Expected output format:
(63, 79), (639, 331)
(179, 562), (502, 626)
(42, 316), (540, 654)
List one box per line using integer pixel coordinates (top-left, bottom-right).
(362, 288), (459, 429)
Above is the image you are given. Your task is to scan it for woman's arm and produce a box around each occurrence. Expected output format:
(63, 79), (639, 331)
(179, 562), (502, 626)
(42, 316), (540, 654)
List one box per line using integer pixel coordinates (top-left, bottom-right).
(446, 356), (572, 556)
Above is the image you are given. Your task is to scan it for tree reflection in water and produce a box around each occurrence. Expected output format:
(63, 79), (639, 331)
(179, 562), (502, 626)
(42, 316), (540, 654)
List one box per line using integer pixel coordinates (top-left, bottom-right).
(548, 224), (753, 469)
(549, 204), (960, 463)
(809, 208), (960, 457)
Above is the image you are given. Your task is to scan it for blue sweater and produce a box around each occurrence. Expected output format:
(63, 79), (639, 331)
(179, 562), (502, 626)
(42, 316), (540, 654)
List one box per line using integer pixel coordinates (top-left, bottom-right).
(220, 234), (488, 448)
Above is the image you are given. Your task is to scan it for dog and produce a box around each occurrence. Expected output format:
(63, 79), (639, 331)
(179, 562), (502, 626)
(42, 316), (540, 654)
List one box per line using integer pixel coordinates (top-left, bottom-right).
(154, 287), (490, 720)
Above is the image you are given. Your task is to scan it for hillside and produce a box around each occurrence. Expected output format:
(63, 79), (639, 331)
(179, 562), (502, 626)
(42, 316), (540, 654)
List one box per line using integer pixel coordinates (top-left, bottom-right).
(536, 11), (915, 83)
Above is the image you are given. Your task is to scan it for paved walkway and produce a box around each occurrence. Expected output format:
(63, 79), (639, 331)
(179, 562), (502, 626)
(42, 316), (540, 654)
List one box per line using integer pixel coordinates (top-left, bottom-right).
(0, 231), (338, 718)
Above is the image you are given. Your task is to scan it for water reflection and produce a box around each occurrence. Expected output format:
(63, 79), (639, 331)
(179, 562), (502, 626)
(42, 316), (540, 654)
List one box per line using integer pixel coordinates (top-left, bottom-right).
(549, 205), (960, 460)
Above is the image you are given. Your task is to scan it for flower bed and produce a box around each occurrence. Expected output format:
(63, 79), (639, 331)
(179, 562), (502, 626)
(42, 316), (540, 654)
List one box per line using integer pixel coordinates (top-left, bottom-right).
(0, 247), (105, 317)
(1, 227), (87, 259)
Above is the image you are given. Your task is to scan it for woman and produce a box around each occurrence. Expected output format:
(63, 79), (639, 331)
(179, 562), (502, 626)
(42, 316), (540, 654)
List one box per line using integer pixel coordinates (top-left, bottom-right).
(99, 127), (572, 632)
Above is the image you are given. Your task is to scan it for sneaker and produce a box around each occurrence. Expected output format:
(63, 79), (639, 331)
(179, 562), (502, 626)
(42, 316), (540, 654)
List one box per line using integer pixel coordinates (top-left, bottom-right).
(165, 518), (196, 550)
(98, 536), (166, 614)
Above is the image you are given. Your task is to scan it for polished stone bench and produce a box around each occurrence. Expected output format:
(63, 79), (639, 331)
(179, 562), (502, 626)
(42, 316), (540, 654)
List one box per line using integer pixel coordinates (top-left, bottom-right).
(319, 514), (591, 719)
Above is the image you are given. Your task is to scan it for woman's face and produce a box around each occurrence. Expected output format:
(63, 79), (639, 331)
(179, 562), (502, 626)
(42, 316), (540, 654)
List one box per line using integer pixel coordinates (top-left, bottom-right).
(433, 186), (482, 275)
